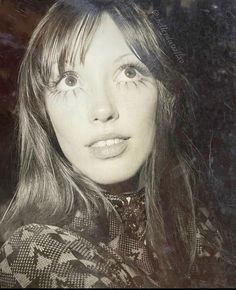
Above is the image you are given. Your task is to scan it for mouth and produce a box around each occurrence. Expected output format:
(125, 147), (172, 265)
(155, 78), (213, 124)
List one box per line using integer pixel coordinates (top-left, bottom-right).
(90, 138), (127, 148)
(87, 135), (130, 159)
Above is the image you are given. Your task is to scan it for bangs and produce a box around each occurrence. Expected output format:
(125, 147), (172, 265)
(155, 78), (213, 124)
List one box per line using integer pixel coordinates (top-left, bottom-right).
(24, 0), (172, 98)
(105, 2), (175, 89)
(109, 3), (166, 80)
(31, 3), (102, 88)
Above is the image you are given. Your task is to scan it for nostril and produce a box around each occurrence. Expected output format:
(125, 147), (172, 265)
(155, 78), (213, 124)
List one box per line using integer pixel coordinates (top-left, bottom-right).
(107, 115), (115, 122)
(90, 103), (119, 123)
(93, 113), (117, 123)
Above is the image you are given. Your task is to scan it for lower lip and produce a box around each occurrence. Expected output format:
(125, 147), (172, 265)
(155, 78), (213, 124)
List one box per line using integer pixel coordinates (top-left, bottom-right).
(89, 139), (128, 159)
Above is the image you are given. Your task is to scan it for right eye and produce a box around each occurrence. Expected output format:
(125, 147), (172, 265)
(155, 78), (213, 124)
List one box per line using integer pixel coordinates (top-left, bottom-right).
(56, 71), (80, 91)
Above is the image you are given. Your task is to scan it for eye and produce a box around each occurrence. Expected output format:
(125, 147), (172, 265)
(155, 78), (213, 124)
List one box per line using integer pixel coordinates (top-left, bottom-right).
(56, 71), (80, 91)
(115, 62), (151, 86)
(117, 65), (140, 83)
(124, 67), (137, 79)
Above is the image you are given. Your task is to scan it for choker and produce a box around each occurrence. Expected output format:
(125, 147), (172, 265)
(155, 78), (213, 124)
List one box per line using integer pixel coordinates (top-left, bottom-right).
(104, 187), (146, 240)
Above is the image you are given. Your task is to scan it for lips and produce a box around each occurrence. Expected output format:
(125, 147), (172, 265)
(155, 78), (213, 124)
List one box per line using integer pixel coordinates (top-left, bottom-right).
(87, 134), (130, 159)
(91, 138), (124, 148)
(87, 134), (129, 147)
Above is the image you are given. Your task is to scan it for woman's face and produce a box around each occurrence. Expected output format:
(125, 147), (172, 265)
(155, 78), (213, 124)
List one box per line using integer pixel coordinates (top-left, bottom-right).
(45, 13), (157, 185)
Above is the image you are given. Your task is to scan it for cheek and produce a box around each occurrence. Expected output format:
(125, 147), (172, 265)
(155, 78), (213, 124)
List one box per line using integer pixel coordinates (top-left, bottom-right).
(45, 105), (86, 165)
(125, 87), (157, 132)
(136, 89), (157, 148)
(45, 95), (87, 143)
(122, 87), (157, 160)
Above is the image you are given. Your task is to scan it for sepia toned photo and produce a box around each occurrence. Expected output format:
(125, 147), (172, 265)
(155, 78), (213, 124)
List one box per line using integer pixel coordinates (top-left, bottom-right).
(0, 0), (235, 288)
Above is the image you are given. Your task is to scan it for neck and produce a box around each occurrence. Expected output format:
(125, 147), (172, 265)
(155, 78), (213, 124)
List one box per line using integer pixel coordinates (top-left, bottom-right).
(99, 172), (141, 195)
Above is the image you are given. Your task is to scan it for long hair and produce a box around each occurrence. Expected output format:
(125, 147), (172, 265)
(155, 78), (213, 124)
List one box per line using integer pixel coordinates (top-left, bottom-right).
(1, 0), (198, 285)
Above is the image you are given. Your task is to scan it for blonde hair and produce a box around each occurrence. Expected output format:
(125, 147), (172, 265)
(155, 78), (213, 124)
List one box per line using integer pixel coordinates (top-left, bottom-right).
(1, 0), (198, 285)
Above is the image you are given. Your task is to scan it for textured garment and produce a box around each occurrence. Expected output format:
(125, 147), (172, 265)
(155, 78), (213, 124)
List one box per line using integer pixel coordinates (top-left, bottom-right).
(0, 189), (233, 288)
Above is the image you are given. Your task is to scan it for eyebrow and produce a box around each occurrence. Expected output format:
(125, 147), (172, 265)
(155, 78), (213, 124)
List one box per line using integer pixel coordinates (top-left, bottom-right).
(51, 53), (136, 70)
(114, 53), (135, 64)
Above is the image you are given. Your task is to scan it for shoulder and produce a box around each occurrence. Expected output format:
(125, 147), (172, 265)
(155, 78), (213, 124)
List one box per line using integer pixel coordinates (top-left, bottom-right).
(191, 205), (236, 287)
(0, 223), (136, 288)
(0, 223), (77, 288)
(195, 206), (223, 257)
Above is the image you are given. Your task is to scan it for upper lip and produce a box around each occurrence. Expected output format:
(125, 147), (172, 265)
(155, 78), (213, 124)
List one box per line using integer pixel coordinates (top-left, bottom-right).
(86, 133), (130, 147)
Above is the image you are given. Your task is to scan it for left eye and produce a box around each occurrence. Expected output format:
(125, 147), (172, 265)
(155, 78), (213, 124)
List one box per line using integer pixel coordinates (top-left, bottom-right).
(117, 65), (140, 82)
(115, 63), (149, 84)
(123, 67), (137, 79)
(56, 71), (80, 91)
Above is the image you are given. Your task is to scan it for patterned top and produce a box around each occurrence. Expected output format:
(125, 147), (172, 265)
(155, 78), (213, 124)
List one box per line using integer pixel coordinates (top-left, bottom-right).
(0, 189), (234, 288)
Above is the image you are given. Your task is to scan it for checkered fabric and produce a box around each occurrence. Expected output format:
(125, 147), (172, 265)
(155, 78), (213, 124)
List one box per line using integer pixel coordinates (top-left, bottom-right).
(0, 190), (234, 288)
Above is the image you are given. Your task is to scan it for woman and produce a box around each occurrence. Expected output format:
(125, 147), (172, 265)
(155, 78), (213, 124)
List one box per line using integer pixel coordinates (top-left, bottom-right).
(0, 0), (231, 288)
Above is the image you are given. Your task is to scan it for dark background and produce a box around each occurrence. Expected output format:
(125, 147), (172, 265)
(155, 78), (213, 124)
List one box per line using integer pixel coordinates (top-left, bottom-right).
(0, 0), (235, 254)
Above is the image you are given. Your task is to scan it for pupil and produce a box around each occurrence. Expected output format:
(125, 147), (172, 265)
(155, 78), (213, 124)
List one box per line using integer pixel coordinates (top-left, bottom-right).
(65, 76), (77, 86)
(125, 67), (136, 78)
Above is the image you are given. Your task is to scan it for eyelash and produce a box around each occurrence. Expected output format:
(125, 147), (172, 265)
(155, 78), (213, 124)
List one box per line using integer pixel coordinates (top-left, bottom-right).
(116, 61), (152, 89)
(56, 71), (79, 88)
(50, 61), (152, 94)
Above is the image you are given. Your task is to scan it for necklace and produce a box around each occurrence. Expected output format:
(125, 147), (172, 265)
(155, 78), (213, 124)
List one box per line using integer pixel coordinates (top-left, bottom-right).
(104, 188), (146, 240)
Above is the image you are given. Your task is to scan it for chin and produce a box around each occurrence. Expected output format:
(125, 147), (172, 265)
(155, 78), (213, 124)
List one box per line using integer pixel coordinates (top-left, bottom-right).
(86, 166), (139, 185)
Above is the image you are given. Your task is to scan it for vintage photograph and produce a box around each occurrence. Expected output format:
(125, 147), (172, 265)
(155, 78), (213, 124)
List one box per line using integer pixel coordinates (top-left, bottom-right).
(0, 0), (235, 288)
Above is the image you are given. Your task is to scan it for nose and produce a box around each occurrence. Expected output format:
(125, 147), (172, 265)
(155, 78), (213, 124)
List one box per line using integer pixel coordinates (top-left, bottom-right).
(88, 85), (119, 124)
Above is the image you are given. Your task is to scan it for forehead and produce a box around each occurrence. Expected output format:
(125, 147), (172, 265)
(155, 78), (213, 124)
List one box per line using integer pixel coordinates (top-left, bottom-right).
(73, 13), (133, 68)
(44, 10), (149, 81)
